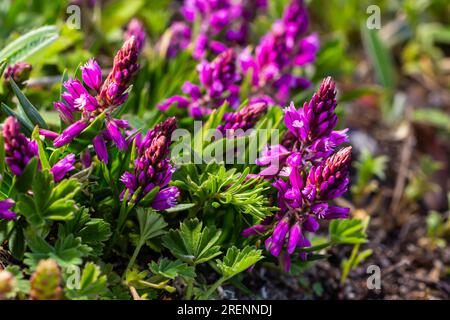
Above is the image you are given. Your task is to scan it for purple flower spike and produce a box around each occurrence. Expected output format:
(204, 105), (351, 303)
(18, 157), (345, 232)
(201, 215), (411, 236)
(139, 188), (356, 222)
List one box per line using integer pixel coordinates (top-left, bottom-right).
(3, 62), (32, 86)
(0, 199), (17, 220)
(150, 186), (180, 210)
(249, 76), (352, 271)
(50, 153), (76, 182)
(121, 117), (178, 207)
(307, 146), (352, 200)
(53, 121), (88, 148)
(218, 102), (268, 135)
(81, 59), (102, 92)
(3, 116), (38, 176)
(99, 36), (140, 107)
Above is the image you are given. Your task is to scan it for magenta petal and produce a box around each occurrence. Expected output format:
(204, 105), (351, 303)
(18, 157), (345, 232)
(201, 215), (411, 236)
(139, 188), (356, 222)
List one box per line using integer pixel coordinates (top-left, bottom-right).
(93, 135), (108, 163)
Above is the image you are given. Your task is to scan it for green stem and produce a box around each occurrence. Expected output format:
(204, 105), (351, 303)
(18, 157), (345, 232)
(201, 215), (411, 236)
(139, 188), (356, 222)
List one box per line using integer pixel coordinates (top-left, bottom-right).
(340, 243), (360, 285)
(125, 241), (143, 274)
(185, 277), (195, 300)
(201, 277), (227, 300)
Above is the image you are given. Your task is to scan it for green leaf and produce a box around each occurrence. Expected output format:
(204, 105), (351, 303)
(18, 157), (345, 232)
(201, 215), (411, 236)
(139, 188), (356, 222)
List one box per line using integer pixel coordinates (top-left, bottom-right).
(162, 218), (222, 265)
(149, 258), (196, 279)
(31, 126), (50, 170)
(164, 203), (196, 213)
(17, 171), (80, 228)
(361, 24), (395, 90)
(173, 163), (277, 220)
(413, 108), (450, 134)
(0, 26), (59, 64)
(216, 246), (263, 279)
(14, 156), (38, 193)
(1, 103), (34, 136)
(330, 219), (368, 245)
(65, 263), (108, 300)
(4, 265), (30, 298)
(136, 208), (168, 243)
(9, 79), (48, 129)
(24, 232), (91, 269)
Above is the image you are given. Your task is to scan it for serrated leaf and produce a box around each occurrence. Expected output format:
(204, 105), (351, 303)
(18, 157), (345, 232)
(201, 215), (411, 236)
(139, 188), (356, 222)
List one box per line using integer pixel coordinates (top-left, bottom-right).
(216, 246), (263, 278)
(24, 233), (91, 269)
(149, 258), (196, 279)
(162, 218), (222, 265)
(136, 208), (168, 243)
(65, 263), (108, 300)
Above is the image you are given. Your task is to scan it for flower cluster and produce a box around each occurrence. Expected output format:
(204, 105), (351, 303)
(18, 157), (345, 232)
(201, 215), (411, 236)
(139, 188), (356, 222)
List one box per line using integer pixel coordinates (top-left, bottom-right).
(3, 62), (32, 87)
(0, 199), (16, 220)
(159, 49), (241, 118)
(51, 37), (141, 163)
(164, 0), (267, 60)
(217, 101), (267, 135)
(245, 77), (351, 271)
(240, 0), (319, 105)
(121, 117), (179, 210)
(3, 116), (38, 176)
(3, 116), (76, 184)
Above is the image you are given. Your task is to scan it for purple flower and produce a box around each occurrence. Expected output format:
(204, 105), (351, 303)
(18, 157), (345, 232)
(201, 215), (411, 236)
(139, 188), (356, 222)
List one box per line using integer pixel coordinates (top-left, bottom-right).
(0, 199), (16, 220)
(166, 0), (266, 60)
(3, 62), (32, 86)
(74, 93), (99, 112)
(240, 0), (319, 105)
(242, 224), (266, 237)
(99, 36), (140, 107)
(247, 77), (351, 271)
(218, 102), (267, 135)
(81, 149), (92, 168)
(306, 146), (352, 200)
(3, 117), (38, 176)
(50, 153), (76, 182)
(121, 118), (179, 209)
(160, 49), (241, 118)
(124, 18), (146, 53)
(53, 101), (74, 124)
(63, 79), (89, 107)
(53, 121), (88, 148)
(81, 59), (102, 93)
(49, 39), (143, 158)
(93, 135), (108, 163)
(163, 22), (192, 58)
(39, 129), (59, 141)
(106, 121), (126, 150)
(150, 186), (180, 210)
